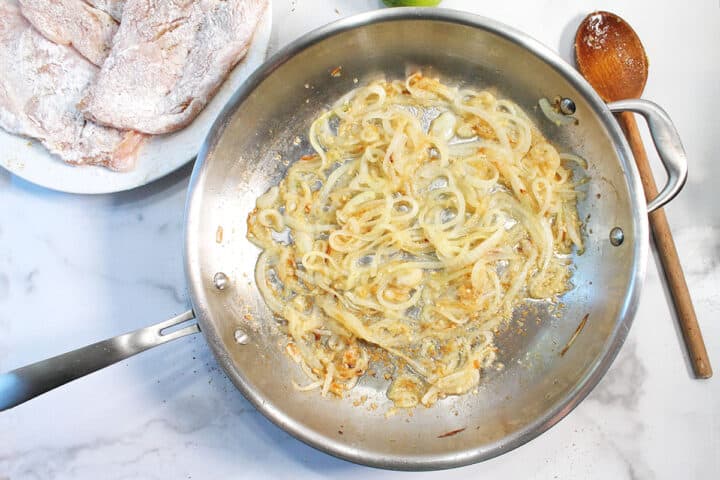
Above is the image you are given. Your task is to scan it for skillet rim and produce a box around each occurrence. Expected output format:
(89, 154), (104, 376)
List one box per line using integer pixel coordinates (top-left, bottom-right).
(184, 7), (649, 470)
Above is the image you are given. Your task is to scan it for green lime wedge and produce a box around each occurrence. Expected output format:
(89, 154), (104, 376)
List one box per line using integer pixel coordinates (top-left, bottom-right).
(382, 0), (442, 6)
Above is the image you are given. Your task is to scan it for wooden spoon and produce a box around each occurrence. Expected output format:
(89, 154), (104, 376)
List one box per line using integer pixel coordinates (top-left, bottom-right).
(575, 11), (712, 378)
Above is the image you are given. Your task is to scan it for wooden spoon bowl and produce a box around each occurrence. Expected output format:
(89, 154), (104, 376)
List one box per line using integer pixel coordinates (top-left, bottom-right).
(575, 11), (648, 101)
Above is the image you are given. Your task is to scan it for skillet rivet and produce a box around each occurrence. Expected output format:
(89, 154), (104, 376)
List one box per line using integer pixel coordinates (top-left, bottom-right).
(609, 227), (624, 246)
(213, 272), (229, 290)
(559, 98), (576, 115)
(234, 329), (249, 345)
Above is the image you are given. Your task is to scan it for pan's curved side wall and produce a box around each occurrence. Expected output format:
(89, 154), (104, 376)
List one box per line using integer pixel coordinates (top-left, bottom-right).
(184, 9), (648, 470)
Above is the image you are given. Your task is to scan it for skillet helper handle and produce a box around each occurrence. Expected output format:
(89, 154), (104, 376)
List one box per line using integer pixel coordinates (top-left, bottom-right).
(0, 310), (199, 411)
(608, 99), (687, 212)
(608, 99), (712, 379)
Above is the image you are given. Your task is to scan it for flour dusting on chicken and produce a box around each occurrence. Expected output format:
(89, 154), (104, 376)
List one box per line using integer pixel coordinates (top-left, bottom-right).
(18, 0), (118, 66)
(80, 0), (268, 135)
(0, 1), (142, 170)
(86, 0), (125, 21)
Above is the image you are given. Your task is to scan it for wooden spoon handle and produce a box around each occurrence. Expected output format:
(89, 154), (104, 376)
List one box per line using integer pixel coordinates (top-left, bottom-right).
(617, 111), (712, 379)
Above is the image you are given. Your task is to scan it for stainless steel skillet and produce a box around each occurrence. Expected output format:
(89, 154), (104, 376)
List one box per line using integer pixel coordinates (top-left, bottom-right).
(0, 8), (687, 470)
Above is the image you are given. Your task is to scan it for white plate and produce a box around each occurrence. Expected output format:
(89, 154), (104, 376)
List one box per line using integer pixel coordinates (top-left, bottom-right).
(0, 2), (272, 194)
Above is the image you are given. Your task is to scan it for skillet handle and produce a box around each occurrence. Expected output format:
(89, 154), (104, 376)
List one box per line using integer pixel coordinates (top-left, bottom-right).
(607, 99), (688, 212)
(0, 310), (199, 411)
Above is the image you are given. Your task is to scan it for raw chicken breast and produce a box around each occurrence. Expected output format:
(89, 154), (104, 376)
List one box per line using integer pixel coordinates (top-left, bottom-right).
(18, 0), (118, 66)
(80, 0), (268, 134)
(0, 1), (143, 171)
(86, 0), (125, 21)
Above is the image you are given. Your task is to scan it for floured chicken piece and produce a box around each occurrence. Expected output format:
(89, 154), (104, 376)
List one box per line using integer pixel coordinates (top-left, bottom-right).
(80, 0), (268, 134)
(86, 0), (125, 21)
(0, 2), (143, 171)
(18, 0), (118, 66)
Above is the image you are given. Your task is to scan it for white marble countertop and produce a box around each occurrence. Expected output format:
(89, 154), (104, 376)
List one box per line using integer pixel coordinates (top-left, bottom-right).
(1, 1), (718, 478)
